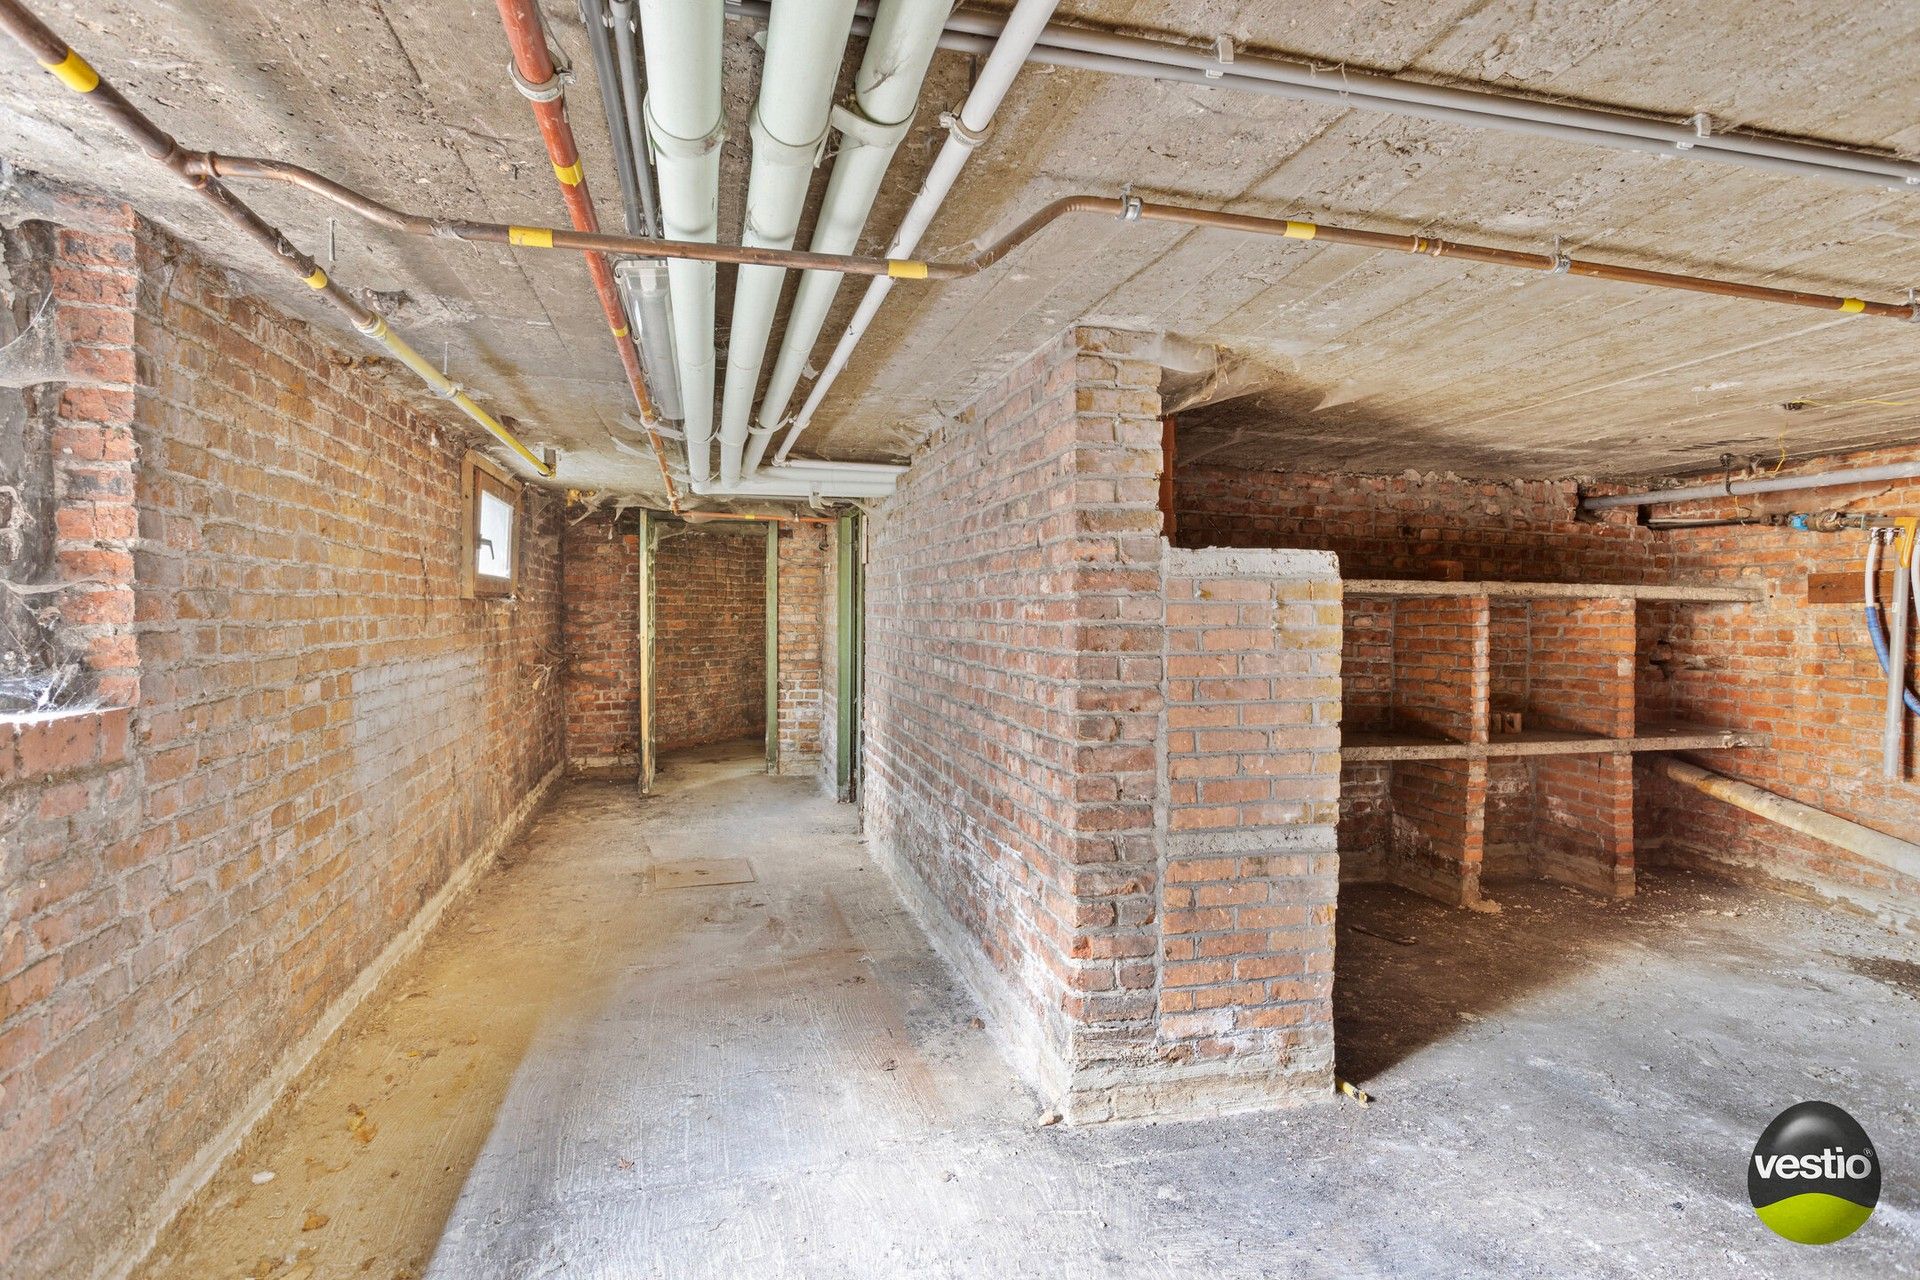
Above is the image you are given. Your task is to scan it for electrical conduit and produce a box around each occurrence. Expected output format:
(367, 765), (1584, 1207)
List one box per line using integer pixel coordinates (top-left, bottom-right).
(574, 0), (649, 236)
(746, 0), (952, 475)
(607, 0), (662, 236)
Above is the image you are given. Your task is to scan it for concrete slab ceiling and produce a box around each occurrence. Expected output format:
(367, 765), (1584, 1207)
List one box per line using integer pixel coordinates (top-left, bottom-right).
(3, 1), (1917, 495)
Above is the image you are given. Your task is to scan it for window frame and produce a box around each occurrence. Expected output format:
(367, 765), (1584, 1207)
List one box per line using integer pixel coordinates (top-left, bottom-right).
(462, 452), (522, 599)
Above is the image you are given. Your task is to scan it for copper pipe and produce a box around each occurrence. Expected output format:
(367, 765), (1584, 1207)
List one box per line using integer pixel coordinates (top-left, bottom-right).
(196, 155), (925, 278)
(938, 195), (1919, 320)
(0, 0), (556, 477)
(491, 0), (681, 512)
(197, 157), (1919, 325)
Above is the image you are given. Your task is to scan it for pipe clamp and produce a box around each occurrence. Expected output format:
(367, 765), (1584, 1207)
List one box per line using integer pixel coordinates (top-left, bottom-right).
(938, 109), (992, 151)
(509, 57), (573, 104)
(750, 108), (832, 169)
(830, 102), (914, 151)
(644, 96), (726, 161)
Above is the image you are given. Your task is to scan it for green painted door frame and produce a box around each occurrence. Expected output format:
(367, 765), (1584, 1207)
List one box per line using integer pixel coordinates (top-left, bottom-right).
(637, 509), (658, 794)
(834, 511), (864, 801)
(765, 522), (779, 773)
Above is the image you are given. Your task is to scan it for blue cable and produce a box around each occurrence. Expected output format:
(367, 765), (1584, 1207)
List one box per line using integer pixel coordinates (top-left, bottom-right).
(1863, 603), (1920, 715)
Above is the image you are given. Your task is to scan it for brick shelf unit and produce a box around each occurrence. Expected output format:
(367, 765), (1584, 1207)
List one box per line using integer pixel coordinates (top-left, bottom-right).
(1337, 580), (1763, 905)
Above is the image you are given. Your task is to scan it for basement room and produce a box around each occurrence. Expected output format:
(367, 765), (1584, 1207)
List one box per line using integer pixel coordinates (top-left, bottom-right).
(1, 1), (1916, 1276)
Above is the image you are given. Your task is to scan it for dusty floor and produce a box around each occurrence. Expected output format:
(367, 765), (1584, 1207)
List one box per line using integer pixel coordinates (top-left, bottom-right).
(139, 741), (1920, 1278)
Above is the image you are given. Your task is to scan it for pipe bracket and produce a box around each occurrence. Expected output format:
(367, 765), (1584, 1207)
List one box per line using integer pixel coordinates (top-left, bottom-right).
(509, 57), (573, 104)
(830, 101), (914, 151)
(749, 107), (832, 170)
(938, 108), (993, 151)
(644, 96), (726, 161)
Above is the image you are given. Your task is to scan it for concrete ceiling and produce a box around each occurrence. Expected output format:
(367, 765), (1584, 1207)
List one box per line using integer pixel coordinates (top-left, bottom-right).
(3, 0), (1918, 499)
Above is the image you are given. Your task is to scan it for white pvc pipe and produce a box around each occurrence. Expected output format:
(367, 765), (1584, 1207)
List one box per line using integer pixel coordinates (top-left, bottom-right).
(932, 10), (1920, 189)
(1896, 533), (1918, 778)
(1583, 462), (1920, 511)
(1657, 758), (1920, 882)
(726, 1), (1920, 194)
(772, 0), (1061, 466)
(637, 0), (723, 484)
(779, 457), (907, 474)
(746, 0), (952, 475)
(608, 0), (662, 236)
(692, 470), (897, 500)
(714, 0), (859, 488)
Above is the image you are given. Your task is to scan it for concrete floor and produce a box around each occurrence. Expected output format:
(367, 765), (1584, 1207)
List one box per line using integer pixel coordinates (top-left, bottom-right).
(139, 741), (1920, 1279)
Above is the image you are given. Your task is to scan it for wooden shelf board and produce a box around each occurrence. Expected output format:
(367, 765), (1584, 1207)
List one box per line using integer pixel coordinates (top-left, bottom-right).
(1342, 579), (1760, 603)
(1341, 722), (1765, 761)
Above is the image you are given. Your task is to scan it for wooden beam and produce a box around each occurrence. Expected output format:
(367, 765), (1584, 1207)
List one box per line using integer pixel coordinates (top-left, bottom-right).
(1807, 569), (1888, 606)
(1344, 579), (1762, 603)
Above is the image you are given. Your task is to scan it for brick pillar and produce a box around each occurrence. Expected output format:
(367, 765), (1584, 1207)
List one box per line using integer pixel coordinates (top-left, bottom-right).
(1146, 547), (1342, 1119)
(868, 325), (1361, 1124)
(863, 325), (1165, 1116)
(1388, 759), (1488, 907)
(1533, 753), (1636, 897)
(16, 206), (143, 709)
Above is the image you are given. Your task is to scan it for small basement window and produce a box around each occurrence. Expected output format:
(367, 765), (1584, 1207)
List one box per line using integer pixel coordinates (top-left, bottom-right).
(463, 453), (521, 599)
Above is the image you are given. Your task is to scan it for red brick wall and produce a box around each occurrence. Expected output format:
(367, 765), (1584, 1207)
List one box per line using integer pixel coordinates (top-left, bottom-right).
(653, 524), (765, 751)
(1179, 456), (1920, 929)
(864, 327), (1166, 1116)
(1636, 446), (1920, 928)
(866, 330), (1344, 1122)
(0, 202), (565, 1278)
(556, 515), (832, 773)
(1177, 465), (1659, 582)
(563, 511), (641, 775)
(1390, 596), (1489, 743)
(1527, 599), (1636, 737)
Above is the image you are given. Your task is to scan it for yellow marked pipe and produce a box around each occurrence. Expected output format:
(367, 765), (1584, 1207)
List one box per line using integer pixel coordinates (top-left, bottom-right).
(508, 225), (555, 248)
(552, 160), (583, 186)
(886, 259), (929, 280)
(1840, 297), (1867, 314)
(303, 267), (329, 289)
(40, 49), (99, 93)
(361, 317), (551, 476)
(611, 325), (629, 338)
(1283, 220), (1318, 240)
